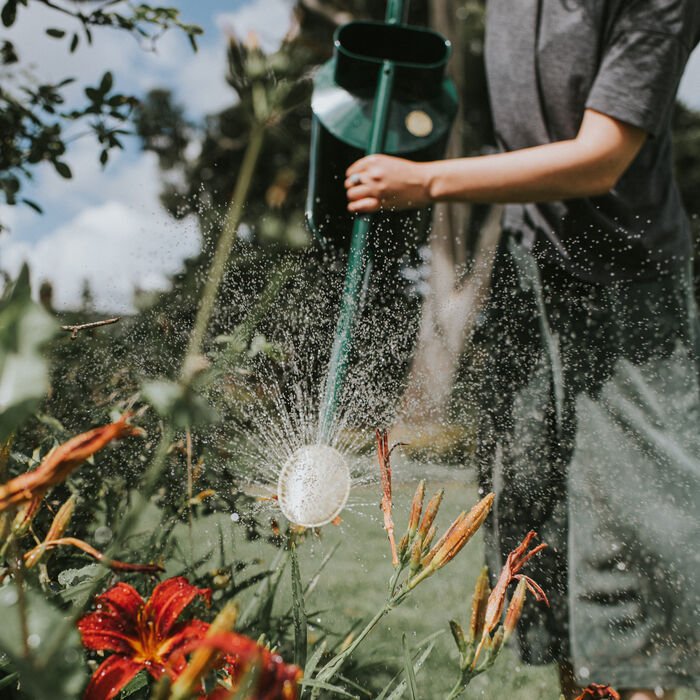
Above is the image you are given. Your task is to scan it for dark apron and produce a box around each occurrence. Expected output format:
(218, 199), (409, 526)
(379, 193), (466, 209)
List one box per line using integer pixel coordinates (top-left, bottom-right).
(474, 234), (700, 689)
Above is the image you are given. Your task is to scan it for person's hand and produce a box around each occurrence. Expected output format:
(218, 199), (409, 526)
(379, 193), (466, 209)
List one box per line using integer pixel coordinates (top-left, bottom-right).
(344, 155), (432, 214)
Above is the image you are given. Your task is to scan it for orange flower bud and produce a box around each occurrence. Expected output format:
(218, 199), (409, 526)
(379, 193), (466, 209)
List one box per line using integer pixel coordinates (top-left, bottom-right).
(421, 524), (437, 551)
(469, 567), (490, 644)
(417, 489), (443, 539)
(25, 495), (76, 569)
(503, 578), (527, 644)
(407, 480), (425, 540)
(0, 414), (142, 512)
(409, 534), (423, 575)
(409, 493), (494, 589)
(450, 619), (467, 655)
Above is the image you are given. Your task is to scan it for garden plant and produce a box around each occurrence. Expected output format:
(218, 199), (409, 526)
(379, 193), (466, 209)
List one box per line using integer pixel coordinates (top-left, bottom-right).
(3, 2), (693, 699)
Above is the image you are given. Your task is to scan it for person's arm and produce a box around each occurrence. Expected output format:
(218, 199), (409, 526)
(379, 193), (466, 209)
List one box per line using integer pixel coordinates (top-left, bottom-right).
(344, 108), (647, 214)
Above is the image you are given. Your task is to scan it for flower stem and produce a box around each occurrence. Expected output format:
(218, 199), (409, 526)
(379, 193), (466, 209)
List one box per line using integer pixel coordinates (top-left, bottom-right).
(313, 602), (392, 696)
(182, 123), (265, 370)
(446, 679), (466, 700)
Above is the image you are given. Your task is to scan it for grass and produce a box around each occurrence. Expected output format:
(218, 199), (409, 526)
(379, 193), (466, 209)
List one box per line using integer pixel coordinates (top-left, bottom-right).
(180, 460), (700, 699)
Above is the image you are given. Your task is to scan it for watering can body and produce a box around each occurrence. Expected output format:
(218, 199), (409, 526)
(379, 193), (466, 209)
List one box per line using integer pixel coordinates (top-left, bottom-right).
(306, 20), (458, 253)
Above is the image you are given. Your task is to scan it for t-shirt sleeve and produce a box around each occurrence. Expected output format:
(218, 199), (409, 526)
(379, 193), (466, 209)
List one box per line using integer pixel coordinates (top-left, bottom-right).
(586, 28), (690, 137)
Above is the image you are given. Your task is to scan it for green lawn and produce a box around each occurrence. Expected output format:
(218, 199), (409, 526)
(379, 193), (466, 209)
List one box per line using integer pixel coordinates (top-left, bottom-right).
(188, 461), (699, 700)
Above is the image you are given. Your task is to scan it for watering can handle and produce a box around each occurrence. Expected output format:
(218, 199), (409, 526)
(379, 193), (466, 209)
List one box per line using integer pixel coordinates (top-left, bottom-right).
(386, 0), (408, 24)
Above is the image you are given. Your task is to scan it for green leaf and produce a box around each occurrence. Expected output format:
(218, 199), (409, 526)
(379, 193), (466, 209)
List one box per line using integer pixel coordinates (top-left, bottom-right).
(303, 640), (326, 682)
(402, 634), (418, 700)
(53, 161), (72, 179)
(1, 0), (17, 27)
(99, 71), (113, 95)
(377, 632), (441, 700)
(69, 32), (79, 52)
(21, 198), (42, 213)
(300, 679), (359, 699)
(45, 28), (65, 38)
(290, 543), (308, 670)
(0, 265), (58, 443)
(142, 379), (218, 429)
(0, 671), (20, 690)
(0, 584), (87, 699)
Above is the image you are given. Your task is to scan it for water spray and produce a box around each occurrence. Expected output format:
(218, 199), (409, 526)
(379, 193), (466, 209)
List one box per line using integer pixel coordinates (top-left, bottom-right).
(276, 0), (457, 527)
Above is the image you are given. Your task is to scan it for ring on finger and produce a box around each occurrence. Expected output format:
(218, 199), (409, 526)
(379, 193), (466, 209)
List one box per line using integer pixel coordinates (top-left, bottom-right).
(349, 173), (362, 186)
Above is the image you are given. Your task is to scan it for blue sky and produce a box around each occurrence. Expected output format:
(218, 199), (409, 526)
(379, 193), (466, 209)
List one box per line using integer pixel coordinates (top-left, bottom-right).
(0, 1), (699, 312)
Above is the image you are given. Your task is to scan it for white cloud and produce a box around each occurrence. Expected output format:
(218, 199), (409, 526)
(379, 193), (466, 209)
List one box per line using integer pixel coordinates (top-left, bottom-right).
(0, 150), (200, 313)
(0, 198), (200, 314)
(0, 0), (293, 313)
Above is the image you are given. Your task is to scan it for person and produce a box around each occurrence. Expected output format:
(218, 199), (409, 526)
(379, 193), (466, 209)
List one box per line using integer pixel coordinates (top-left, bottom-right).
(344, 2), (700, 699)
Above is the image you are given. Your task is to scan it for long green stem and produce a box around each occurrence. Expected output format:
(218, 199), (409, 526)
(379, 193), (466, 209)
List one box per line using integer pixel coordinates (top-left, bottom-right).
(183, 124), (265, 370)
(446, 679), (466, 700)
(313, 603), (392, 695)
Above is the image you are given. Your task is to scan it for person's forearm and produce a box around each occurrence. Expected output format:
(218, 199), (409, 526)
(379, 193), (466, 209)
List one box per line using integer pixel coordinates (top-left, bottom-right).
(344, 110), (646, 213)
(424, 138), (619, 204)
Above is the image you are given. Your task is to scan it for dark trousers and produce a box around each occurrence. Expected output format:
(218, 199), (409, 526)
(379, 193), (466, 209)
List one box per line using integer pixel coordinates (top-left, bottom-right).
(474, 234), (700, 689)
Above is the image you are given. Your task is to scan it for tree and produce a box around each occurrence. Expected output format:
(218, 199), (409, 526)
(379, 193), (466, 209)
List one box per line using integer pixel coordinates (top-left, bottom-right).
(0, 0), (201, 228)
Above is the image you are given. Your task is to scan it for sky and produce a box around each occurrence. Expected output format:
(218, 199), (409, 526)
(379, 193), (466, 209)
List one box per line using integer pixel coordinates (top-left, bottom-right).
(0, 1), (699, 313)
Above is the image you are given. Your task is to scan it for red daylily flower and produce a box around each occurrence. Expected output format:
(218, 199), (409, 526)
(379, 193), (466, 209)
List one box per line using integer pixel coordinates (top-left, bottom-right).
(174, 632), (302, 700)
(483, 530), (549, 636)
(575, 684), (621, 700)
(78, 577), (211, 700)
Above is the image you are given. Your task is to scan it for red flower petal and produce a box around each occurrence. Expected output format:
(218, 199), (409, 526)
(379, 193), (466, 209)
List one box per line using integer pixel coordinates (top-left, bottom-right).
(77, 612), (137, 655)
(159, 619), (211, 675)
(193, 633), (301, 700)
(83, 655), (144, 700)
(145, 577), (211, 639)
(97, 582), (144, 622)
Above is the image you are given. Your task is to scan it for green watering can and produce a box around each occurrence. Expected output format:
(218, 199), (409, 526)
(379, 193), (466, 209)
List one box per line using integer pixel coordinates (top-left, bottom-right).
(308, 0), (458, 440)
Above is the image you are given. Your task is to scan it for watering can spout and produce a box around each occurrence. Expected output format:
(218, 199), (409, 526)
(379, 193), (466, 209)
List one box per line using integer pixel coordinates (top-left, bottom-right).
(309, 4), (458, 441)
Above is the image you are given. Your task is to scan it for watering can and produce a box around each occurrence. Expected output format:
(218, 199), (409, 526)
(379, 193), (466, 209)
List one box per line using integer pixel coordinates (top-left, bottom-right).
(308, 0), (458, 439)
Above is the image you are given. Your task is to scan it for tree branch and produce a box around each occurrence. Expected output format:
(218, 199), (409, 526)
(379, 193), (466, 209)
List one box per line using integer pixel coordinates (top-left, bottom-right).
(61, 317), (120, 339)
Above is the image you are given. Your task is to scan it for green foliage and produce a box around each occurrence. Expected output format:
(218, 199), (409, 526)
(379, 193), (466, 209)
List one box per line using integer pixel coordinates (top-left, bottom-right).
(0, 265), (57, 442)
(0, 0), (201, 225)
(0, 585), (87, 699)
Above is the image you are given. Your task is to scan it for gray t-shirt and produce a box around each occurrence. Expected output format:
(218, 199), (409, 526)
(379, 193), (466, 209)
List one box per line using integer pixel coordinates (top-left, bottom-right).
(485, 0), (700, 282)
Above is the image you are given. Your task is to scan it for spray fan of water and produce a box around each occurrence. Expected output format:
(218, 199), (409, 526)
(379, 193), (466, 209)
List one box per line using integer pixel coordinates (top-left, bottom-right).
(217, 249), (422, 527)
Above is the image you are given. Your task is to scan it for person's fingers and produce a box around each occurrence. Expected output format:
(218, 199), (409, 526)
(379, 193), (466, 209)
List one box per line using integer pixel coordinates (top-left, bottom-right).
(345, 155), (379, 177)
(348, 197), (380, 213)
(345, 184), (374, 201)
